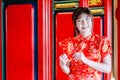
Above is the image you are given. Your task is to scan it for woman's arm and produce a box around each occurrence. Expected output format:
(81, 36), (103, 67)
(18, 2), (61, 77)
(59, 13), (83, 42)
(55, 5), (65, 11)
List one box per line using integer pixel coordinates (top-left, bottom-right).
(73, 52), (111, 73)
(84, 54), (111, 73)
(59, 53), (70, 74)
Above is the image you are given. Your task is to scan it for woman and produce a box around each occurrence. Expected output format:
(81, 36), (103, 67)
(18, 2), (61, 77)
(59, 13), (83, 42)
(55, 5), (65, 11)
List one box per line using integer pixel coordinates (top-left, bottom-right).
(59, 7), (112, 80)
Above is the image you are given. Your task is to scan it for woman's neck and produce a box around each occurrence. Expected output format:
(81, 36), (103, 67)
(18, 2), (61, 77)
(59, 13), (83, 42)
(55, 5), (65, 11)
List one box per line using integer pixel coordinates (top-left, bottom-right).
(80, 32), (92, 38)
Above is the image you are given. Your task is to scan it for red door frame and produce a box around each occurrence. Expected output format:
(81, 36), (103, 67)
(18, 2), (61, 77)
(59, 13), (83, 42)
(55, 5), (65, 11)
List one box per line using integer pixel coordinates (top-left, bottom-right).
(38, 0), (52, 80)
(0, 0), (2, 80)
(116, 0), (120, 80)
(38, 0), (113, 80)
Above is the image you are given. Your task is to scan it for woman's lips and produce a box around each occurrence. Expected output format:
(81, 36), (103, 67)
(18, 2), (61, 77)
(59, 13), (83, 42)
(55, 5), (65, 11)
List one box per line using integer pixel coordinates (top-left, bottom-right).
(82, 26), (89, 29)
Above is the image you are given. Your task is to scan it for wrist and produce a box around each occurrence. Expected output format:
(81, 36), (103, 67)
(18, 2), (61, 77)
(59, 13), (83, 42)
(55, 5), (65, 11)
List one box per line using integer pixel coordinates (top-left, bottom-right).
(62, 65), (70, 74)
(83, 57), (89, 64)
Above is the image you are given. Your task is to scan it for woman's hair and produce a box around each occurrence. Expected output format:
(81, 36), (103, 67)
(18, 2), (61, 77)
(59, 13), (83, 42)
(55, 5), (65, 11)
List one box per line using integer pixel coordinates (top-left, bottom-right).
(72, 7), (92, 35)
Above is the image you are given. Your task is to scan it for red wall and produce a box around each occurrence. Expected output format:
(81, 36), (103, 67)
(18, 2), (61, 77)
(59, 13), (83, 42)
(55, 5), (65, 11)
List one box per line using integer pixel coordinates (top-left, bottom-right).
(0, 0), (115, 80)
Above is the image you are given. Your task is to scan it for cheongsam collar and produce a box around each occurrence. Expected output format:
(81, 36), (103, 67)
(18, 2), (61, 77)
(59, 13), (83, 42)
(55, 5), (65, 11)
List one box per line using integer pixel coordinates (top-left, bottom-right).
(78, 33), (93, 42)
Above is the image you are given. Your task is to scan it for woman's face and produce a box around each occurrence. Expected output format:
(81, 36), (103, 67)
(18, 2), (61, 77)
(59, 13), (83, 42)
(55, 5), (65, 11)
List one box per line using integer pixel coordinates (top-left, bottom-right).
(76, 13), (93, 35)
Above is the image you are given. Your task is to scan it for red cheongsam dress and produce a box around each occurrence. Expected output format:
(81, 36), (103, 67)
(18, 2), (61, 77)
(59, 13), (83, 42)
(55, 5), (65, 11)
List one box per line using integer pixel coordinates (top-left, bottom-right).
(59, 34), (112, 80)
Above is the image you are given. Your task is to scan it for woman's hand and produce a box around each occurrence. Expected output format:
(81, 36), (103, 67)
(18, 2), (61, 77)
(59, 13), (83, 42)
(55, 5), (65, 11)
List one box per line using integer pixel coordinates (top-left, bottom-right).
(72, 52), (87, 63)
(59, 53), (70, 74)
(73, 52), (111, 73)
(59, 53), (69, 67)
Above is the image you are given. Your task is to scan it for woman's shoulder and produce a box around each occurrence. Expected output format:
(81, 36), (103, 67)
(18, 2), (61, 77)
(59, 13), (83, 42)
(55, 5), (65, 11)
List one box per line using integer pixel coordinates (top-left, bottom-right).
(73, 35), (80, 40)
(59, 35), (82, 44)
(59, 37), (73, 45)
(93, 34), (110, 42)
(72, 35), (82, 43)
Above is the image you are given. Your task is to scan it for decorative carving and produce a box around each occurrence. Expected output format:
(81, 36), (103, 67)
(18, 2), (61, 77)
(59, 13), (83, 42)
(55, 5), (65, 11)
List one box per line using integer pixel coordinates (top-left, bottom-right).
(88, 0), (103, 7)
(54, 3), (79, 9)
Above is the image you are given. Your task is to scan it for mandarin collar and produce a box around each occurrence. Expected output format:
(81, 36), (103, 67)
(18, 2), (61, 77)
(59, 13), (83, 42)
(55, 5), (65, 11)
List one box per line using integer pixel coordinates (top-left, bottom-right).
(78, 33), (93, 41)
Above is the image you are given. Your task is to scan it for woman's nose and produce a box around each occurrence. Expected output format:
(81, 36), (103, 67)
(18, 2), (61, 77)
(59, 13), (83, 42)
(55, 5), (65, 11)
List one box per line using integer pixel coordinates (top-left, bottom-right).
(82, 20), (86, 25)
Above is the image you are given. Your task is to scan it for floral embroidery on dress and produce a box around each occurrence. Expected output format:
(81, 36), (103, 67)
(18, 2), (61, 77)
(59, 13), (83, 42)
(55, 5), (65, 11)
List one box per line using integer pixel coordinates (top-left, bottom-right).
(59, 34), (112, 80)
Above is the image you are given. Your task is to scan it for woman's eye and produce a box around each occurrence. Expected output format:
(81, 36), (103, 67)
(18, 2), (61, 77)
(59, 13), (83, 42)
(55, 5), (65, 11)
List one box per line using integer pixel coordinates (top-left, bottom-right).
(86, 18), (89, 20)
(77, 19), (82, 22)
(78, 20), (81, 22)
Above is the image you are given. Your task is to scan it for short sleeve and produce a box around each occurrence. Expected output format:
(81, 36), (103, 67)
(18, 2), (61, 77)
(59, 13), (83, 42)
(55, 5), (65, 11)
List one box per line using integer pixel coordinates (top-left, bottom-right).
(58, 39), (67, 53)
(100, 38), (112, 60)
(58, 38), (74, 59)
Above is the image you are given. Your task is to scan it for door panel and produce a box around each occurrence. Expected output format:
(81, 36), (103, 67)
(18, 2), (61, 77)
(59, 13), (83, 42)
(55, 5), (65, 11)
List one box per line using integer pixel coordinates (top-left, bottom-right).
(6, 4), (34, 80)
(93, 16), (102, 35)
(56, 12), (74, 80)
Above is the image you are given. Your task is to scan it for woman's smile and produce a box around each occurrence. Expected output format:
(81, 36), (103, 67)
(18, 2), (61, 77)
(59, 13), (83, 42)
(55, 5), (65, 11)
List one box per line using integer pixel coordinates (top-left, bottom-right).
(82, 26), (89, 29)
